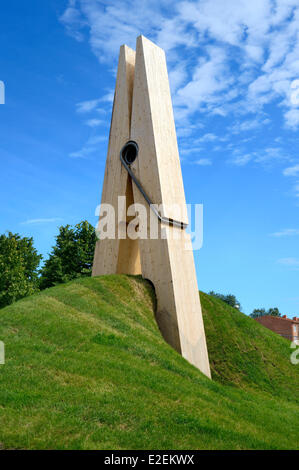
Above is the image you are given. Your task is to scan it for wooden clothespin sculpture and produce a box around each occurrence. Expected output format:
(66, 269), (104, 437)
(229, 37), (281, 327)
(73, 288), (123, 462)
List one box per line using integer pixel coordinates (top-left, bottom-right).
(92, 36), (211, 378)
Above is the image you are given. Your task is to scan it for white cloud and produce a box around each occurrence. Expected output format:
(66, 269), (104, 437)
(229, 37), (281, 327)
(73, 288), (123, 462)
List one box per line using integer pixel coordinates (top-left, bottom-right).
(193, 158), (212, 166)
(230, 153), (252, 166)
(294, 181), (299, 197)
(69, 134), (106, 158)
(100, 91), (114, 103)
(169, 63), (188, 93)
(176, 125), (198, 138)
(69, 147), (96, 158)
(61, 0), (299, 129)
(174, 46), (234, 117)
(156, 16), (196, 52)
(230, 118), (270, 134)
(255, 147), (289, 164)
(195, 133), (218, 143)
(284, 108), (299, 129)
(76, 94), (113, 118)
(180, 146), (202, 155)
(76, 98), (101, 113)
(283, 164), (299, 176)
(87, 135), (106, 145)
(85, 118), (103, 127)
(278, 257), (299, 267)
(271, 229), (299, 237)
(178, 0), (271, 48)
(59, 0), (86, 42)
(228, 146), (290, 167)
(21, 218), (63, 225)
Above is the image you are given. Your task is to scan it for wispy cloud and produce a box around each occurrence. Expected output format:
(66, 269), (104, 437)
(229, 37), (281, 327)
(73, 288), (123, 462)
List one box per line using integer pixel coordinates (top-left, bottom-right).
(76, 98), (101, 114)
(69, 147), (96, 159)
(230, 118), (270, 134)
(21, 218), (63, 225)
(230, 153), (252, 166)
(85, 118), (103, 127)
(59, 0), (86, 42)
(255, 147), (290, 164)
(193, 158), (212, 166)
(278, 257), (299, 267)
(174, 45), (235, 119)
(195, 133), (218, 143)
(294, 181), (299, 198)
(69, 134), (106, 158)
(60, 0), (299, 130)
(229, 146), (291, 167)
(180, 146), (202, 156)
(100, 91), (114, 104)
(283, 164), (299, 177)
(271, 229), (299, 237)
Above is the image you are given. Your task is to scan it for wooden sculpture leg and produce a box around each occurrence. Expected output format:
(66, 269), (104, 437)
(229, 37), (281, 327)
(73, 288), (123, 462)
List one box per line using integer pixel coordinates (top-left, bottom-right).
(117, 176), (141, 274)
(130, 36), (211, 377)
(92, 45), (140, 276)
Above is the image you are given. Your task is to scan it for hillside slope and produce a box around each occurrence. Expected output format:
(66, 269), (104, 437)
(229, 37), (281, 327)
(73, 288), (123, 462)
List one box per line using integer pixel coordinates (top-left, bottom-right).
(0, 275), (298, 450)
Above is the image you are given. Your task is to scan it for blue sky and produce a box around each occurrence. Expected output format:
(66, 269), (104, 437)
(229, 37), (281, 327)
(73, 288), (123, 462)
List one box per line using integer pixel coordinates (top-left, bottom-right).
(1, 0), (299, 316)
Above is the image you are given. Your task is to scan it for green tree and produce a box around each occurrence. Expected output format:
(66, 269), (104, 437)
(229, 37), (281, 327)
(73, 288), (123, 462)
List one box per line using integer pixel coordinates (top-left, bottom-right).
(39, 220), (96, 289)
(267, 307), (281, 317)
(250, 308), (267, 318)
(209, 291), (241, 310)
(0, 232), (42, 308)
(250, 307), (281, 318)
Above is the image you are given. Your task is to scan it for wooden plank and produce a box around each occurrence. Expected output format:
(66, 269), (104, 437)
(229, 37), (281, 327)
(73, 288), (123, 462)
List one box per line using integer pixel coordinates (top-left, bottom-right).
(92, 45), (141, 276)
(130, 36), (211, 377)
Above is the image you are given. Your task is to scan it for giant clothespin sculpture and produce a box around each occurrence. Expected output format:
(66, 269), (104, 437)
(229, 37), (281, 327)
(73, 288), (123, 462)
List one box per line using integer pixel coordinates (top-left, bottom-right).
(92, 36), (211, 378)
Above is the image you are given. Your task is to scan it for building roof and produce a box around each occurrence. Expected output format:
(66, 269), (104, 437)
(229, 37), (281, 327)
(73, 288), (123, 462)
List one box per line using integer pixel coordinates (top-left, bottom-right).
(256, 315), (299, 323)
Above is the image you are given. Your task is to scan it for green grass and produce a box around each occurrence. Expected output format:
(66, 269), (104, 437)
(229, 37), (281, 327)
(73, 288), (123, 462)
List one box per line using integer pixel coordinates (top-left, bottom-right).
(0, 274), (298, 450)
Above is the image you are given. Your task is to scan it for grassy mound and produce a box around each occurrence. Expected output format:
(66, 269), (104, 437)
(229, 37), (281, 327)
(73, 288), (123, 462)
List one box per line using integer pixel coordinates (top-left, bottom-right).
(0, 275), (298, 450)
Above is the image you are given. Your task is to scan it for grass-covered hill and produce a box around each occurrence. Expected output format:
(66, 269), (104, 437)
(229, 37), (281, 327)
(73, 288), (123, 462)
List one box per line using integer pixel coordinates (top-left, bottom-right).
(0, 275), (298, 450)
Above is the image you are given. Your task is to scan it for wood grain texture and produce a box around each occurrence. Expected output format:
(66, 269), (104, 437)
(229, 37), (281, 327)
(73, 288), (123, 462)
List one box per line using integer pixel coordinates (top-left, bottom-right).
(92, 45), (141, 276)
(92, 37), (210, 378)
(130, 36), (210, 377)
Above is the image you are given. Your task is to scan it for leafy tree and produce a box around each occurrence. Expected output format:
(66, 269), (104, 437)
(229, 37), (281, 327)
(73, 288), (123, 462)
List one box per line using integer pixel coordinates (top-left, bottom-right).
(209, 291), (241, 310)
(250, 308), (266, 318)
(250, 307), (282, 318)
(0, 232), (42, 308)
(39, 220), (96, 289)
(267, 307), (281, 317)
